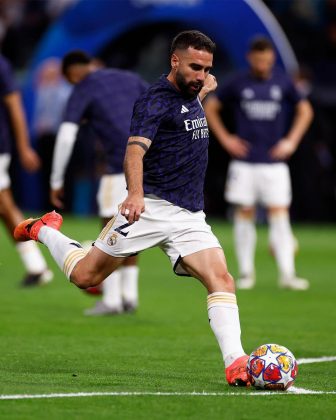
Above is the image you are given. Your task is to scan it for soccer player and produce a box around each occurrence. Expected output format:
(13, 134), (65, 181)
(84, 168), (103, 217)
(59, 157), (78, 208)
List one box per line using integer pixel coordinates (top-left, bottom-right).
(15, 30), (250, 386)
(50, 50), (148, 315)
(0, 53), (53, 286)
(204, 37), (313, 290)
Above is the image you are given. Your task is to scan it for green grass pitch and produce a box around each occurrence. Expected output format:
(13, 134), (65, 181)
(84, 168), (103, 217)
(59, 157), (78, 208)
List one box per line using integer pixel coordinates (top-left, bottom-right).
(0, 216), (335, 419)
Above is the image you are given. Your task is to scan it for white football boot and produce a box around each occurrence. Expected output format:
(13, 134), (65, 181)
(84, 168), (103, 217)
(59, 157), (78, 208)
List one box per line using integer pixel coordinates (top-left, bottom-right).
(279, 276), (309, 290)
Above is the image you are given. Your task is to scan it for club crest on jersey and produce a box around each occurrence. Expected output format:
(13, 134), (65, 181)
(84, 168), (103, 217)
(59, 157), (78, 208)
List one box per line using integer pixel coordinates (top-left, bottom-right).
(242, 88), (254, 99)
(107, 233), (118, 246)
(270, 85), (282, 100)
(181, 105), (189, 113)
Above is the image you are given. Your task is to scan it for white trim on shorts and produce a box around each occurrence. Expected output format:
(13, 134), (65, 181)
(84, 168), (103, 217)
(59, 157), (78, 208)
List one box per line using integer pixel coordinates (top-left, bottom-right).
(94, 195), (221, 276)
(0, 154), (11, 191)
(225, 160), (292, 207)
(96, 173), (127, 218)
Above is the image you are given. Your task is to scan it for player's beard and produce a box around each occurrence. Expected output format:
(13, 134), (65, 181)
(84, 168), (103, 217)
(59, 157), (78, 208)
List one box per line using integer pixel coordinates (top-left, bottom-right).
(175, 70), (203, 98)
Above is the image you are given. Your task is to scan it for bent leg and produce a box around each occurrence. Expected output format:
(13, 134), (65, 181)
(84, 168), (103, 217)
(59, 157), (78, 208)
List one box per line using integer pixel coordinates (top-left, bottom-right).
(38, 224), (124, 289)
(71, 246), (124, 289)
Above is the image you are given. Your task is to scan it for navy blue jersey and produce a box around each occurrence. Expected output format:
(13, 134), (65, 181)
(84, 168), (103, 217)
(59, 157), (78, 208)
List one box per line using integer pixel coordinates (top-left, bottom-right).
(130, 75), (209, 212)
(217, 69), (302, 163)
(63, 68), (148, 173)
(0, 55), (17, 154)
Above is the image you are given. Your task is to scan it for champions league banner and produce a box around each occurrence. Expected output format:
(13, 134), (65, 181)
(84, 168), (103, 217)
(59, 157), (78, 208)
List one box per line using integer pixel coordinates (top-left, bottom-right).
(25, 0), (298, 88)
(21, 0), (298, 209)
(24, 0), (298, 121)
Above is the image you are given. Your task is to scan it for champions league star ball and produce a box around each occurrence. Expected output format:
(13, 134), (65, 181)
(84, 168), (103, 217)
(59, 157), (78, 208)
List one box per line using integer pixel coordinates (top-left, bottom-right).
(247, 344), (298, 390)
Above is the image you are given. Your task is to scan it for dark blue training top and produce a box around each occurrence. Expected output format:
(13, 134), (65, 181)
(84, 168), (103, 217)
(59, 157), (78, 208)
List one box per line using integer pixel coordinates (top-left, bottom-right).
(63, 68), (148, 173)
(216, 68), (302, 163)
(0, 55), (17, 154)
(130, 75), (209, 212)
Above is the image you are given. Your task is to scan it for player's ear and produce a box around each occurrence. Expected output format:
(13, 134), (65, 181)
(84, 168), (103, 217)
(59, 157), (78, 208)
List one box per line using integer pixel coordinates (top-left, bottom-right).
(171, 53), (179, 70)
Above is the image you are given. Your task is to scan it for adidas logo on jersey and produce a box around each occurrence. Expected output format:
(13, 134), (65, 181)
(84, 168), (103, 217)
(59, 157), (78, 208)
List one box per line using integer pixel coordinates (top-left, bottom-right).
(181, 105), (189, 113)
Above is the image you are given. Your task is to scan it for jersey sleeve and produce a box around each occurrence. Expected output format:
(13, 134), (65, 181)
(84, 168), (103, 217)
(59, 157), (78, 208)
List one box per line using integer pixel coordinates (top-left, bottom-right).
(130, 91), (166, 141)
(0, 57), (17, 96)
(62, 82), (92, 124)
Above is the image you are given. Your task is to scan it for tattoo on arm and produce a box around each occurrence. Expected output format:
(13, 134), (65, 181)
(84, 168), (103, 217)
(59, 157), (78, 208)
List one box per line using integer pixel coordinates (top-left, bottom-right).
(128, 141), (149, 153)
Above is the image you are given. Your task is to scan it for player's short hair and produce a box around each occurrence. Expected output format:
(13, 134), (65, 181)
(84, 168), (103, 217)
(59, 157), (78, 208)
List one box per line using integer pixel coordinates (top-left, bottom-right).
(62, 50), (92, 76)
(249, 36), (274, 52)
(170, 30), (216, 56)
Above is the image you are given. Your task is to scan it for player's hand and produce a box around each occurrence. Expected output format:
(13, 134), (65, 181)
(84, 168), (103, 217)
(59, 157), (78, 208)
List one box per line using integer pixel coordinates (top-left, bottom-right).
(223, 135), (250, 158)
(50, 188), (65, 209)
(199, 74), (217, 101)
(19, 147), (41, 172)
(269, 138), (297, 160)
(120, 193), (145, 224)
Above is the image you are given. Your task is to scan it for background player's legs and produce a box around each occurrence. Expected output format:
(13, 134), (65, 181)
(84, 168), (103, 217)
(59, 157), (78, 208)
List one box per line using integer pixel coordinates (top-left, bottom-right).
(181, 248), (246, 370)
(225, 162), (257, 290)
(85, 215), (139, 316)
(0, 188), (52, 286)
(233, 206), (256, 289)
(119, 255), (139, 312)
(268, 207), (309, 290)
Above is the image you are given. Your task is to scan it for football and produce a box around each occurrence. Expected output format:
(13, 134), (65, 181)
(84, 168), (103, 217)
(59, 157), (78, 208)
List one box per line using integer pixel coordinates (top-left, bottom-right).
(247, 343), (298, 390)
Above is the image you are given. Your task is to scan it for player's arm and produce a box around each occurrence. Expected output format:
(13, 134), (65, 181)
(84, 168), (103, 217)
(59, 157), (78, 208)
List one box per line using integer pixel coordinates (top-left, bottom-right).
(50, 122), (79, 208)
(121, 136), (152, 224)
(3, 92), (40, 172)
(204, 95), (249, 158)
(270, 99), (314, 160)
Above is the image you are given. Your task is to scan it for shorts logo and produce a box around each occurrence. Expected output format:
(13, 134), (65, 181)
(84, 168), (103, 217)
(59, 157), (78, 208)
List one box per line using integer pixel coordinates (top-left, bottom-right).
(107, 233), (118, 246)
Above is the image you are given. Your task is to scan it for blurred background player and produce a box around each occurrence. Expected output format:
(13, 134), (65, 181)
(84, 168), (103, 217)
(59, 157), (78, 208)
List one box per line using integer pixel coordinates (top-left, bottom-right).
(50, 50), (148, 315)
(33, 58), (72, 211)
(0, 53), (53, 286)
(205, 36), (313, 290)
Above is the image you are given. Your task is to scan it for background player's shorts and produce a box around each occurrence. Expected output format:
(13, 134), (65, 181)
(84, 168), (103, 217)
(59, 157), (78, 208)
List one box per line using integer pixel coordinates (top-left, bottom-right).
(225, 160), (292, 207)
(0, 154), (11, 191)
(95, 195), (221, 275)
(96, 173), (127, 218)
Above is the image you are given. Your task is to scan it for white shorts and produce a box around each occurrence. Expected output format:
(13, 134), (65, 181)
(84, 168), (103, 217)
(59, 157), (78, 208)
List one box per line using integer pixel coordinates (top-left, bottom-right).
(96, 173), (127, 218)
(95, 196), (221, 275)
(0, 154), (11, 191)
(225, 161), (292, 207)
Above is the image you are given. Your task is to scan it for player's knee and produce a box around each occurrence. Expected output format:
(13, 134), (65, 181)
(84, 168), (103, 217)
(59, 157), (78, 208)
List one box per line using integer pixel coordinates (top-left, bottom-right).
(235, 206), (255, 220)
(205, 268), (235, 293)
(70, 268), (99, 289)
(221, 270), (235, 291)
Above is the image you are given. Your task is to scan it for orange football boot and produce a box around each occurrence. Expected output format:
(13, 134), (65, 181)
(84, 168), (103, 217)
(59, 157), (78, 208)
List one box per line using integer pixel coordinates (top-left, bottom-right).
(225, 355), (250, 386)
(14, 210), (63, 242)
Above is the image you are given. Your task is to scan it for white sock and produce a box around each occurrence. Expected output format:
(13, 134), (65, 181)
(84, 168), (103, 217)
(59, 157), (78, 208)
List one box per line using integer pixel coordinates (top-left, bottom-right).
(269, 213), (295, 280)
(16, 241), (47, 274)
(120, 266), (139, 306)
(102, 269), (122, 309)
(233, 215), (256, 277)
(207, 292), (245, 368)
(38, 226), (86, 279)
